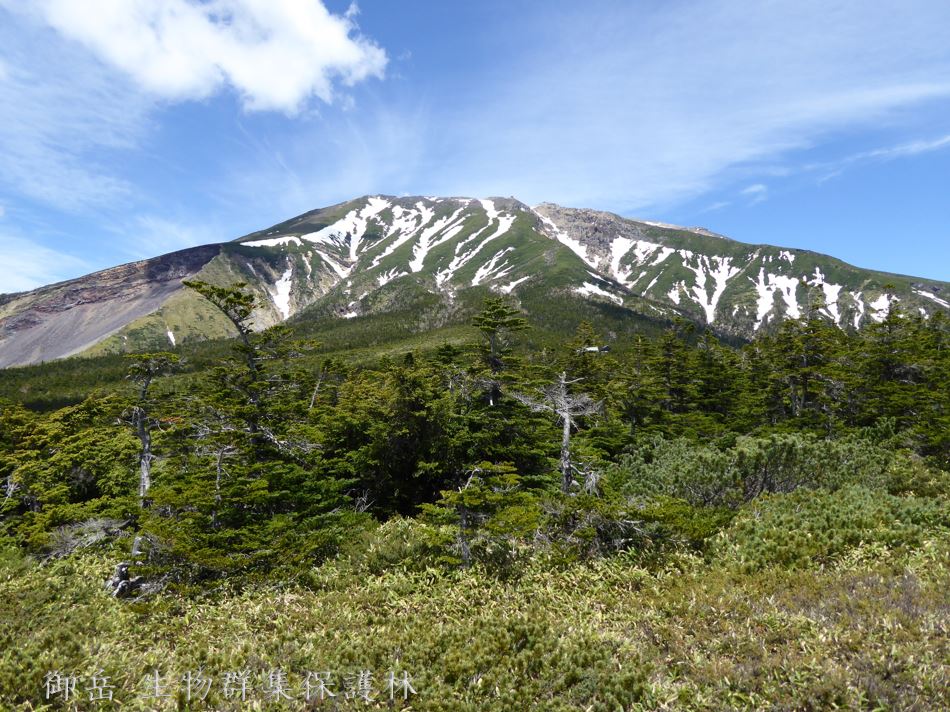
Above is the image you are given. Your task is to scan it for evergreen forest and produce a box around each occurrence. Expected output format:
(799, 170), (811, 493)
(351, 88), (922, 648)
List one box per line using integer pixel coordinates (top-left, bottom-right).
(2, 282), (949, 711)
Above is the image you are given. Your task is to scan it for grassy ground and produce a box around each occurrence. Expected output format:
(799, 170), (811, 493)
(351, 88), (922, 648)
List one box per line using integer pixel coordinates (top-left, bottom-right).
(3, 533), (949, 711)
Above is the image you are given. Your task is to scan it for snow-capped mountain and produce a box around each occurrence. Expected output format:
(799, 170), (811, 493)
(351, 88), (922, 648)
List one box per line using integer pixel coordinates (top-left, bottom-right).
(1, 195), (947, 367)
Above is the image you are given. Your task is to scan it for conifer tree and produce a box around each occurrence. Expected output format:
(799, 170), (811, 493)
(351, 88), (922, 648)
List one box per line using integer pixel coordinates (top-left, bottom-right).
(471, 297), (529, 405)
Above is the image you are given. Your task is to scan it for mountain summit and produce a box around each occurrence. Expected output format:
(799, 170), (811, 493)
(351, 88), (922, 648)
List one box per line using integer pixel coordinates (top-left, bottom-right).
(1, 195), (948, 368)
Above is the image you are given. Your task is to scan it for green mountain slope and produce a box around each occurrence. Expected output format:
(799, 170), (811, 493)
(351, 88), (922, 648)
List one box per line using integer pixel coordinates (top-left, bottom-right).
(1, 195), (947, 367)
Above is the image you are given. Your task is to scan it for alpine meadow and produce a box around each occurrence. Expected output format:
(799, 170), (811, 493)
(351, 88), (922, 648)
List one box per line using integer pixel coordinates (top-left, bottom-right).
(2, 2), (950, 711)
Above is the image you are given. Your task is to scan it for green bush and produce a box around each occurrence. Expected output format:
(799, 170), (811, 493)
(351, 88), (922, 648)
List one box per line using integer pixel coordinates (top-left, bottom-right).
(636, 496), (734, 549)
(713, 485), (950, 572)
(341, 516), (454, 575)
(610, 433), (908, 509)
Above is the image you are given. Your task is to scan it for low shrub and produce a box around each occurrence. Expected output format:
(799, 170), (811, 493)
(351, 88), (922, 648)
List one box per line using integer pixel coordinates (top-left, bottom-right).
(713, 485), (950, 572)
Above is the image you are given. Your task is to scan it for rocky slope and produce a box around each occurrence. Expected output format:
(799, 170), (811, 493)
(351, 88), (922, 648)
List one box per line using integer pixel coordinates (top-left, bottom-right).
(1, 195), (947, 367)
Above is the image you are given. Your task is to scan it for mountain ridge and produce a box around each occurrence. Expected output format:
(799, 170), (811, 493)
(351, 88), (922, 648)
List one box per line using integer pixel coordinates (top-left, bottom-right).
(1, 195), (947, 368)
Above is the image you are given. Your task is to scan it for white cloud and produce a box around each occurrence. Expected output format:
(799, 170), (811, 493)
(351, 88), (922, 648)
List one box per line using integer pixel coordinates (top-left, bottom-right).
(804, 133), (950, 183)
(741, 184), (768, 204)
(33, 0), (387, 113)
(833, 134), (950, 167)
(0, 233), (89, 293)
(700, 201), (730, 214)
(862, 134), (950, 160)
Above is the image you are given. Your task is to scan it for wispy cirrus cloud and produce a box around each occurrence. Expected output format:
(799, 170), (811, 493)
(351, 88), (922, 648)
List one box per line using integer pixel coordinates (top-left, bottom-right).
(809, 133), (950, 182)
(119, 215), (228, 261)
(741, 184), (768, 205)
(0, 10), (147, 212)
(428, 0), (950, 213)
(0, 233), (90, 293)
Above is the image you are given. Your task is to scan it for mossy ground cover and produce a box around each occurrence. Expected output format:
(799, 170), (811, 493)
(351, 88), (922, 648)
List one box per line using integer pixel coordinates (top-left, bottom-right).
(3, 529), (949, 711)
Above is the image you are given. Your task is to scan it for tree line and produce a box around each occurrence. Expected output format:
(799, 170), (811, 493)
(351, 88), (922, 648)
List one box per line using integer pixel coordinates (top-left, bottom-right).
(1, 282), (947, 585)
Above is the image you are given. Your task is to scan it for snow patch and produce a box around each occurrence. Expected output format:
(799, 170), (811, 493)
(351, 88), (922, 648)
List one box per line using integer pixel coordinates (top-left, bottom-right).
(409, 206), (467, 272)
(270, 266), (294, 319)
(436, 200), (515, 286)
(807, 266), (842, 324)
(914, 289), (950, 309)
(749, 269), (800, 329)
(166, 329), (176, 347)
(751, 269), (774, 330)
(535, 212), (597, 268)
(377, 268), (406, 287)
(499, 276), (530, 294)
(244, 235), (302, 248)
(649, 246), (675, 267)
(821, 283), (842, 324)
(472, 247), (515, 286)
(869, 293), (893, 322)
(575, 282), (623, 305)
(314, 250), (350, 278)
(609, 237), (635, 284)
(368, 204), (427, 269)
(684, 255), (741, 324)
(851, 291), (865, 328)
(302, 197), (390, 262)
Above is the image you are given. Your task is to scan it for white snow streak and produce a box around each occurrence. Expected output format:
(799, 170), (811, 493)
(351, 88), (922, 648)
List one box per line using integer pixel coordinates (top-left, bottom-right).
(575, 282), (623, 305)
(683, 255), (740, 324)
(368, 201), (442, 270)
(302, 197), (390, 262)
(609, 237), (635, 285)
(535, 212), (597, 268)
(749, 270), (800, 329)
(410, 207), (467, 273)
(313, 250), (350, 278)
(851, 291), (865, 328)
(271, 266), (293, 319)
(914, 289), (950, 309)
(752, 269), (774, 330)
(244, 235), (302, 248)
(166, 329), (176, 347)
(377, 268), (406, 287)
(821, 283), (842, 324)
(472, 247), (515, 286)
(437, 200), (515, 286)
(499, 276), (530, 294)
(806, 266), (842, 324)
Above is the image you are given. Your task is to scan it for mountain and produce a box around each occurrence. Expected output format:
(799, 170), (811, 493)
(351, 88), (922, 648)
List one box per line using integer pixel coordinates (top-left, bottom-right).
(1, 195), (948, 368)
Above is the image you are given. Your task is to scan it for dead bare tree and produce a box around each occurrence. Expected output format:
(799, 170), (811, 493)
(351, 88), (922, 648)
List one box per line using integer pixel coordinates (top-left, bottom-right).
(123, 353), (179, 508)
(512, 371), (603, 493)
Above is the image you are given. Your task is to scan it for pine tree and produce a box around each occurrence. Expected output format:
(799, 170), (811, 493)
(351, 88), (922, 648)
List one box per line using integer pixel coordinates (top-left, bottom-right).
(471, 297), (529, 406)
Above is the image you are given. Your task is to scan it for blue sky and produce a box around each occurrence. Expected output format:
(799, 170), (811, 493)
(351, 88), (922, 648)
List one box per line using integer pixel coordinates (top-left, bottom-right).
(1, 0), (949, 293)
